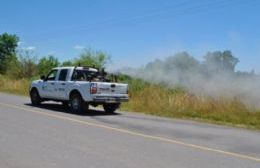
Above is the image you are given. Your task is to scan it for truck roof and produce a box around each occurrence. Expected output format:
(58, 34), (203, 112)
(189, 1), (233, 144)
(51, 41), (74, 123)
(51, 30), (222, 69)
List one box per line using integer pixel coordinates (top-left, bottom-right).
(53, 66), (98, 72)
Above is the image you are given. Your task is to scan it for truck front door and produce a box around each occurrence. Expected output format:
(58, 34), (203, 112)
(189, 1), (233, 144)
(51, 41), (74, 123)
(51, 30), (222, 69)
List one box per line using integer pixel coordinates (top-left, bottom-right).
(56, 69), (69, 100)
(41, 69), (58, 98)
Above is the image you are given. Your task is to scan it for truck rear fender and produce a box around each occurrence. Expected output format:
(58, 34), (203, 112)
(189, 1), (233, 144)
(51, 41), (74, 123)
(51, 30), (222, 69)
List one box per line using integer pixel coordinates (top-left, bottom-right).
(69, 89), (82, 99)
(68, 83), (91, 101)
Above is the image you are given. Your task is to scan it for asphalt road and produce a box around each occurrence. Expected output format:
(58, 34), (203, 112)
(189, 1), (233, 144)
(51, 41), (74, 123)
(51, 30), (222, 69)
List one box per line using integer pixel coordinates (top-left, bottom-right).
(0, 93), (260, 168)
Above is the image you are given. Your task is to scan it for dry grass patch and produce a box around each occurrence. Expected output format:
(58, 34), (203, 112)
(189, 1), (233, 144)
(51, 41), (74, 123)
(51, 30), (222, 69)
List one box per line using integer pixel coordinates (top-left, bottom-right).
(0, 75), (30, 95)
(122, 83), (260, 129)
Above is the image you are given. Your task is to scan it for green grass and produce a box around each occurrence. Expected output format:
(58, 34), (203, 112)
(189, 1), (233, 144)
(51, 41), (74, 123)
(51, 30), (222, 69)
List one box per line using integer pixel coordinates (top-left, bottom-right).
(1, 74), (260, 130)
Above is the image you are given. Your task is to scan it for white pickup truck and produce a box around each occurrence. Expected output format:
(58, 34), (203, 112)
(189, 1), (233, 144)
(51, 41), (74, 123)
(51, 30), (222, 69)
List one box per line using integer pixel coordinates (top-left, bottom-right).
(29, 66), (129, 113)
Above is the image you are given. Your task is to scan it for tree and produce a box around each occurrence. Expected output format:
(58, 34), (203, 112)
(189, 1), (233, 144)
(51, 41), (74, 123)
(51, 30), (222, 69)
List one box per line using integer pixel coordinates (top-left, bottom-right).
(7, 50), (38, 78)
(165, 52), (200, 72)
(5, 55), (20, 78)
(203, 50), (239, 73)
(0, 33), (19, 73)
(38, 55), (59, 75)
(74, 48), (111, 69)
(222, 50), (239, 71)
(61, 60), (73, 66)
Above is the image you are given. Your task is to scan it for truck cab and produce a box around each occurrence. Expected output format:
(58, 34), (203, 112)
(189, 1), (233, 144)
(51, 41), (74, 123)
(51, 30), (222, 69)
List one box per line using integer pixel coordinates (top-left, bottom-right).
(30, 66), (129, 113)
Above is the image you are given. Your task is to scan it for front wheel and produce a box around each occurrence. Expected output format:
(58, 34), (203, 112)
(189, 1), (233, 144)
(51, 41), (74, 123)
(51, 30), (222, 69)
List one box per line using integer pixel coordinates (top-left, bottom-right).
(103, 103), (120, 113)
(70, 93), (88, 113)
(30, 89), (41, 106)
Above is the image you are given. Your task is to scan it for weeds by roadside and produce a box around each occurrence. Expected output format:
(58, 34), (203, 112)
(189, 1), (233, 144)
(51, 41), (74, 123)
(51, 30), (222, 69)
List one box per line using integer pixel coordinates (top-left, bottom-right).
(120, 78), (260, 130)
(1, 74), (259, 130)
(0, 75), (30, 95)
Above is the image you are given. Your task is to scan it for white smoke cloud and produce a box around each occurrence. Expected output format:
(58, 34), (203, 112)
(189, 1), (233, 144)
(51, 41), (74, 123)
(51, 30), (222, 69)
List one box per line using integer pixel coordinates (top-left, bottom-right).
(120, 51), (260, 108)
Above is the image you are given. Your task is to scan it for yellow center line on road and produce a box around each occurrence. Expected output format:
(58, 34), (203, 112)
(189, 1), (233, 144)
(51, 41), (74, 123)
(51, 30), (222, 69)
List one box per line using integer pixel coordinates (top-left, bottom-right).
(0, 102), (260, 162)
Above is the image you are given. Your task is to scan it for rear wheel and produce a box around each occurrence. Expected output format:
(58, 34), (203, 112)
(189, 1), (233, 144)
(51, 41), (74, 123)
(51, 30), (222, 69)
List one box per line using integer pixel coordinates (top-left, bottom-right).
(103, 103), (120, 113)
(70, 93), (88, 113)
(30, 89), (41, 106)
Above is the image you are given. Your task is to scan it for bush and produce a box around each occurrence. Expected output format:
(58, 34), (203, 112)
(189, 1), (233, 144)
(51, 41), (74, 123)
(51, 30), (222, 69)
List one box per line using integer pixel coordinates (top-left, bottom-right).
(6, 50), (37, 79)
(38, 55), (59, 75)
(73, 48), (111, 69)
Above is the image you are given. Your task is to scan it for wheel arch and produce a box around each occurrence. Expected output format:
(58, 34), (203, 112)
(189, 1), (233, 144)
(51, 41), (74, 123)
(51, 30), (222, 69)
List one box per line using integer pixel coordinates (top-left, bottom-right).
(30, 87), (39, 94)
(69, 89), (82, 99)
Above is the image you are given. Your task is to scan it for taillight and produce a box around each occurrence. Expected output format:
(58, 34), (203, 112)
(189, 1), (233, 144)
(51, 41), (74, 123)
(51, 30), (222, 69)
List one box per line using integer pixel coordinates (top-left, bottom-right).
(90, 83), (97, 94)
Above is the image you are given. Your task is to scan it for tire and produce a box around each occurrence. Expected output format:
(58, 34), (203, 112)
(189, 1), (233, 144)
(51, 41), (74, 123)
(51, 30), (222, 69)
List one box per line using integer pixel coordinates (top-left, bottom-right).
(70, 93), (88, 113)
(30, 89), (41, 106)
(103, 103), (120, 113)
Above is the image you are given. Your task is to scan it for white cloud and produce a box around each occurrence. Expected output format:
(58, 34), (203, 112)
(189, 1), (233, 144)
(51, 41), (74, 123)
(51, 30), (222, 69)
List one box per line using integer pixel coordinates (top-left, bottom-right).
(74, 45), (84, 50)
(22, 46), (36, 51)
(47, 51), (56, 55)
(17, 41), (25, 46)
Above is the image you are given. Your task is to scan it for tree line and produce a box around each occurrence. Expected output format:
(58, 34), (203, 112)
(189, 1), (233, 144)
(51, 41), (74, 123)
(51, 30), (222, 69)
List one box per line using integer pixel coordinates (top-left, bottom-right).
(0, 33), (110, 79)
(1, 32), (252, 81)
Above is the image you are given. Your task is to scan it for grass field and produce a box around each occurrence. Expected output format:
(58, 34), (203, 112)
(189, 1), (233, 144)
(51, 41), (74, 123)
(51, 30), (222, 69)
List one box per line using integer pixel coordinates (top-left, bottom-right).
(0, 75), (30, 95)
(1, 75), (259, 130)
(120, 78), (260, 130)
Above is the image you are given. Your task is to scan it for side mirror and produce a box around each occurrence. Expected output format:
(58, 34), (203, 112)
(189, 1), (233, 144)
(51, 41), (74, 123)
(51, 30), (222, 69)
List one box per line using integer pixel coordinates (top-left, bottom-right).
(40, 75), (46, 81)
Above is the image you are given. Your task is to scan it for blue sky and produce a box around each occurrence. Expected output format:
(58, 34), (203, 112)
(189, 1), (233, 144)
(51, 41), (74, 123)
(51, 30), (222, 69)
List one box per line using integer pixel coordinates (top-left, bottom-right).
(1, 0), (260, 71)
